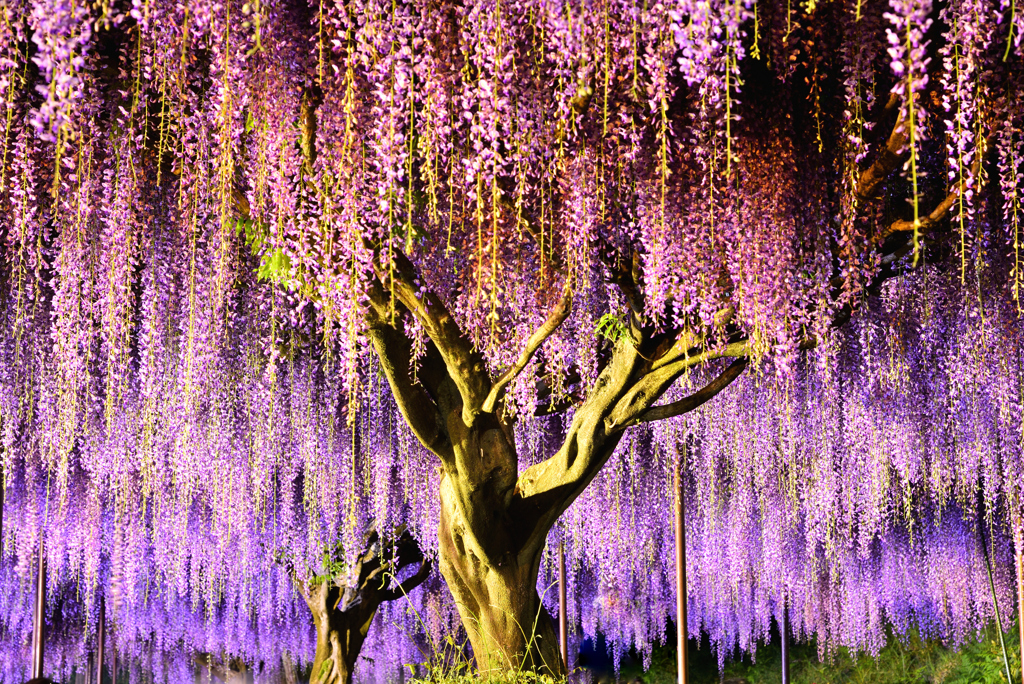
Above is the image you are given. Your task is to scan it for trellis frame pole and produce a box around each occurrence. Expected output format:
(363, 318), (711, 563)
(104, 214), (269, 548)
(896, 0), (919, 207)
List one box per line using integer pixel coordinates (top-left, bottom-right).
(31, 539), (46, 680)
(675, 452), (688, 684)
(558, 540), (568, 671)
(96, 600), (105, 684)
(781, 599), (790, 684)
(1016, 537), (1023, 684)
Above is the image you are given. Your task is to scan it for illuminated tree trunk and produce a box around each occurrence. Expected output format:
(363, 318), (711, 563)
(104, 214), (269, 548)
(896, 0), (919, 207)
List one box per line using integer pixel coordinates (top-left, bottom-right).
(438, 479), (563, 676)
(304, 585), (367, 684)
(294, 527), (430, 684)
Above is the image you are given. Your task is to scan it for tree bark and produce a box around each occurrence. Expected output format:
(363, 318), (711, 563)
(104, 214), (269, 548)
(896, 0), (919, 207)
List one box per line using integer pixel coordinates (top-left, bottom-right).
(438, 476), (564, 676)
(305, 585), (366, 684)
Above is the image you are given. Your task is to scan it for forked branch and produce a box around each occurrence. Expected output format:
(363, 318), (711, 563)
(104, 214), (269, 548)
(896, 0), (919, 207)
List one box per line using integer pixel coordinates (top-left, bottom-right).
(380, 556), (432, 601)
(375, 248), (491, 424)
(481, 284), (574, 414)
(603, 244), (646, 320)
(365, 279), (452, 460)
(606, 340), (750, 431)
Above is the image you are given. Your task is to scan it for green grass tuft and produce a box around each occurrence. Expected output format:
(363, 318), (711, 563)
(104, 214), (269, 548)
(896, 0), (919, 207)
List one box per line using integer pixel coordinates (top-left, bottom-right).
(637, 623), (1022, 684)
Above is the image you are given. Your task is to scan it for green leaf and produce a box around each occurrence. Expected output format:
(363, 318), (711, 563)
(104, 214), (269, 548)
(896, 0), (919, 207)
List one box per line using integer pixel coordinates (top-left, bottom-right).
(257, 248), (292, 283)
(594, 313), (634, 345)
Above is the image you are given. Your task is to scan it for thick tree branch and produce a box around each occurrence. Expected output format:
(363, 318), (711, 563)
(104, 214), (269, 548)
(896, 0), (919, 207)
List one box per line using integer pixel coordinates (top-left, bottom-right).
(646, 305), (736, 372)
(482, 284), (573, 414)
(365, 280), (452, 460)
(375, 249), (491, 426)
(509, 336), (644, 552)
(606, 340), (750, 431)
(380, 557), (431, 602)
(351, 525), (430, 602)
(634, 358), (748, 425)
(602, 244), (645, 320)
(874, 135), (991, 244)
(855, 104), (908, 204)
(299, 86), (322, 172)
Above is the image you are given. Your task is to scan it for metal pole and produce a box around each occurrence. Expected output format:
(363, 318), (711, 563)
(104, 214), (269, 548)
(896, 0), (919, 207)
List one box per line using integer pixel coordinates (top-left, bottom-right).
(96, 601), (105, 684)
(558, 539), (568, 671)
(675, 454), (688, 684)
(111, 641), (118, 684)
(981, 522), (1013, 684)
(31, 538), (46, 680)
(781, 599), (790, 684)
(1016, 543), (1023, 684)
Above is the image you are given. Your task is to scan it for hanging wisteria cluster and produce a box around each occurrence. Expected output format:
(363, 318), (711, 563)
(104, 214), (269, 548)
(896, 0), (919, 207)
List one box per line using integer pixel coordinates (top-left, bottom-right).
(1, 0), (1023, 678)
(0, 530), (454, 683)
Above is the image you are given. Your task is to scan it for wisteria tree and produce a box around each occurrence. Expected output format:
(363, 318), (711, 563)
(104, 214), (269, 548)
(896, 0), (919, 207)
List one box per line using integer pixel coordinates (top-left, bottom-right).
(1, 0), (1022, 678)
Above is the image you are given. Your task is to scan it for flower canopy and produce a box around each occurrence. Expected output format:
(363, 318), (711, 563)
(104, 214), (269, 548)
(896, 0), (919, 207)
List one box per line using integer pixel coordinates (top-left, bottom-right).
(0, 0), (1022, 679)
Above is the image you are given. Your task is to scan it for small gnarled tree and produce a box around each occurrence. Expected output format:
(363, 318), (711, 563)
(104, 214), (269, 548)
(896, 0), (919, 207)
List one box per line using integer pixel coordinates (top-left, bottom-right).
(286, 526), (430, 684)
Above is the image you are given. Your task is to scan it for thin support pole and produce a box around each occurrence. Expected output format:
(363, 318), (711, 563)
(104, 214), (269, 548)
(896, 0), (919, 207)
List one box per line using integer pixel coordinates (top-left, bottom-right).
(675, 452), (688, 684)
(96, 601), (105, 684)
(112, 641), (118, 684)
(31, 538), (46, 680)
(781, 599), (790, 684)
(981, 522), (1013, 684)
(1016, 541), (1023, 684)
(558, 539), (568, 671)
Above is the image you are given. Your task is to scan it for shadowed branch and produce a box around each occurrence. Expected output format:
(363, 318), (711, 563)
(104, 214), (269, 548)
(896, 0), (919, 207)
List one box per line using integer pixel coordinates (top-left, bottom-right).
(365, 279), (452, 460)
(634, 358), (749, 425)
(374, 248), (491, 425)
(875, 134), (992, 244)
(856, 97), (908, 204)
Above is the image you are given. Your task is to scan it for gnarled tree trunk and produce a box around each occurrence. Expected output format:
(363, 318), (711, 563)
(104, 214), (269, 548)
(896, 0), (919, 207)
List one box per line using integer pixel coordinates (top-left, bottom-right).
(364, 263), (746, 676)
(305, 582), (368, 684)
(438, 475), (562, 675)
(295, 526), (431, 684)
